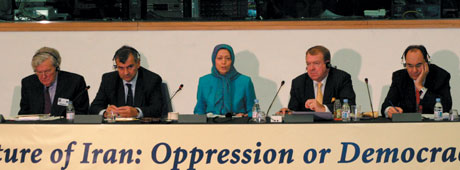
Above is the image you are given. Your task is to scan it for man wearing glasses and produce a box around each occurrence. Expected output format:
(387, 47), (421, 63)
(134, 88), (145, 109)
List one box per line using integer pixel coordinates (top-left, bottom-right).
(381, 45), (452, 118)
(89, 46), (163, 118)
(19, 47), (89, 116)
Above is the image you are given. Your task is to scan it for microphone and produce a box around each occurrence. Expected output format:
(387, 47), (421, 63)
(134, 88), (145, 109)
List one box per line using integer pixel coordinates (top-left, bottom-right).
(170, 84), (184, 101)
(164, 84), (184, 114)
(73, 85), (90, 103)
(225, 112), (234, 118)
(266, 81), (285, 116)
(364, 78), (375, 117)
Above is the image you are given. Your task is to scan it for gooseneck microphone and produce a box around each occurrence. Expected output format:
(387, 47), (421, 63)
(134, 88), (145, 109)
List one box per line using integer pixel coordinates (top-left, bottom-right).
(71, 85), (90, 114)
(164, 84), (184, 112)
(365, 78), (375, 117)
(266, 81), (285, 116)
(170, 84), (184, 101)
(74, 86), (90, 102)
(225, 112), (234, 118)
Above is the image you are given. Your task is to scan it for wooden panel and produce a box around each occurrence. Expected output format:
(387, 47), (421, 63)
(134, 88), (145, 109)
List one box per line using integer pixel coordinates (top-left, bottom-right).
(1, 20), (460, 31)
(137, 20), (369, 30)
(367, 19), (460, 29)
(0, 22), (138, 31)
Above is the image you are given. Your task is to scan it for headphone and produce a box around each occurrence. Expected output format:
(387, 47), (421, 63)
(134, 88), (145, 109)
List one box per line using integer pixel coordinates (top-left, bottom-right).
(325, 61), (332, 69)
(112, 45), (140, 70)
(33, 51), (60, 71)
(305, 60), (333, 71)
(401, 45), (431, 67)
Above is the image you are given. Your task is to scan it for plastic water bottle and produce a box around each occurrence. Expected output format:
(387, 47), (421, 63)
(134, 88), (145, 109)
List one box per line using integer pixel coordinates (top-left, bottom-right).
(434, 98), (443, 121)
(252, 99), (260, 119)
(333, 98), (342, 121)
(252, 99), (265, 123)
(342, 99), (350, 122)
(66, 101), (75, 121)
(247, 0), (257, 20)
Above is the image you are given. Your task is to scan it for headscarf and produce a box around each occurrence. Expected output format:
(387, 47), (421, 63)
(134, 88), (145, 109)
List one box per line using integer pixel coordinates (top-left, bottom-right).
(211, 44), (241, 114)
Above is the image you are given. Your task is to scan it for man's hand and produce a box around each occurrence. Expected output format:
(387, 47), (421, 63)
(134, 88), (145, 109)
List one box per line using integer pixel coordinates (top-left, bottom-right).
(116, 106), (139, 118)
(305, 99), (326, 112)
(415, 62), (429, 91)
(104, 105), (138, 118)
(235, 113), (248, 117)
(388, 107), (403, 118)
(104, 105), (119, 118)
(277, 108), (291, 115)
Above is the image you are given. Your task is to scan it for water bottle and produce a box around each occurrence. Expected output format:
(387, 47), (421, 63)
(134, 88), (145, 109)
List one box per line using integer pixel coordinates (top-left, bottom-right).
(333, 98), (342, 121)
(66, 101), (75, 121)
(252, 99), (260, 119)
(434, 98), (443, 121)
(247, 0), (257, 20)
(342, 99), (350, 122)
(252, 99), (265, 123)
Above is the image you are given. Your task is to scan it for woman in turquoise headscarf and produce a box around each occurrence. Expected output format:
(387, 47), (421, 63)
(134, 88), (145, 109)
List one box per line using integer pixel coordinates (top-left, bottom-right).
(194, 44), (256, 117)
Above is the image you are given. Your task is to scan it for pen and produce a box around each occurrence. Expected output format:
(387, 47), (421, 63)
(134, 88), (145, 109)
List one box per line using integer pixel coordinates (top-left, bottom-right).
(388, 101), (400, 113)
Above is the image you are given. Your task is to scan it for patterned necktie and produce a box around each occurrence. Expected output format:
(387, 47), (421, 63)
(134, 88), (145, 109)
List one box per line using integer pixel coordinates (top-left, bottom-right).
(44, 87), (51, 114)
(126, 83), (133, 106)
(416, 89), (420, 105)
(416, 89), (422, 112)
(316, 82), (323, 105)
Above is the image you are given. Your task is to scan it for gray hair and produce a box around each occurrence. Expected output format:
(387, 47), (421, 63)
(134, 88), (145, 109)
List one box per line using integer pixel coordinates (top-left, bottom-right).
(31, 47), (61, 71)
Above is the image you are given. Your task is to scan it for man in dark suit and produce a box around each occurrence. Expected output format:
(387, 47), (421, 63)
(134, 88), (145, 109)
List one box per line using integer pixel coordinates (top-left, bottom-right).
(19, 47), (89, 116)
(279, 45), (356, 113)
(381, 45), (452, 118)
(89, 46), (163, 118)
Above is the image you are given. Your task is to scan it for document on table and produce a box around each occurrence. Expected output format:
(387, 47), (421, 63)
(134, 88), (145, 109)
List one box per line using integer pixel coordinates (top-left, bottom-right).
(14, 114), (61, 121)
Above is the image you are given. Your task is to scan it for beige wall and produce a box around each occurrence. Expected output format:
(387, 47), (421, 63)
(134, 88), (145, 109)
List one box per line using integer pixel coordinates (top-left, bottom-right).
(1, 29), (459, 117)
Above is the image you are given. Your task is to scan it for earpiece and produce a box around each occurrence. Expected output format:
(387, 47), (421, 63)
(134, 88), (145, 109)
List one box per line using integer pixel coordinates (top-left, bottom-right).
(112, 60), (117, 70)
(112, 46), (140, 60)
(33, 51), (60, 71)
(112, 45), (140, 70)
(305, 60), (333, 72)
(325, 61), (332, 69)
(401, 45), (431, 67)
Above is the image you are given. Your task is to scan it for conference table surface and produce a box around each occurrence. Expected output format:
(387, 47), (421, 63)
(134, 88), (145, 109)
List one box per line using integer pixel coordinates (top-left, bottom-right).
(1, 116), (455, 124)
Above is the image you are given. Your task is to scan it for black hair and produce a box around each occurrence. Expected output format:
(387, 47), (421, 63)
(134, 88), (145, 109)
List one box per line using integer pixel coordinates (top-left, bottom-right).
(113, 45), (140, 63)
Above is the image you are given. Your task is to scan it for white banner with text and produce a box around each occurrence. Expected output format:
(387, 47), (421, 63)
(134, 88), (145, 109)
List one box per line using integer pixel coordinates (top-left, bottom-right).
(0, 122), (459, 170)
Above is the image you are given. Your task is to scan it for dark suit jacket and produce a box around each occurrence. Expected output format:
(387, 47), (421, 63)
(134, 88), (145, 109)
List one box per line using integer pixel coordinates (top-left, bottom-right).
(19, 71), (89, 116)
(288, 68), (356, 112)
(381, 64), (452, 114)
(89, 67), (163, 118)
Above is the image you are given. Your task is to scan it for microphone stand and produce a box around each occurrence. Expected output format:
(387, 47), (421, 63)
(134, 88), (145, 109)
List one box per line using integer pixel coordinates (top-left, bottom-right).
(365, 78), (375, 119)
(73, 86), (90, 114)
(169, 84), (183, 102)
(266, 81), (285, 116)
(162, 84), (184, 121)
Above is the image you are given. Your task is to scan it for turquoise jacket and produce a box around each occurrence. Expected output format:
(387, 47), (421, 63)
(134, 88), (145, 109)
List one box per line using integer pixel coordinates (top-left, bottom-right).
(194, 74), (256, 116)
(194, 44), (256, 116)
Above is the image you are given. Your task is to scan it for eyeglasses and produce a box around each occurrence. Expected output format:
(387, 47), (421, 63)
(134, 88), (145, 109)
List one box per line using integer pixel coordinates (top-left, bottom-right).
(35, 69), (54, 76)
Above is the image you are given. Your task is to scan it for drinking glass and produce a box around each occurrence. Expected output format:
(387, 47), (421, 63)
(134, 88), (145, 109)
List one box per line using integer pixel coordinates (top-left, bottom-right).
(107, 111), (117, 123)
(352, 105), (361, 121)
(449, 109), (458, 121)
